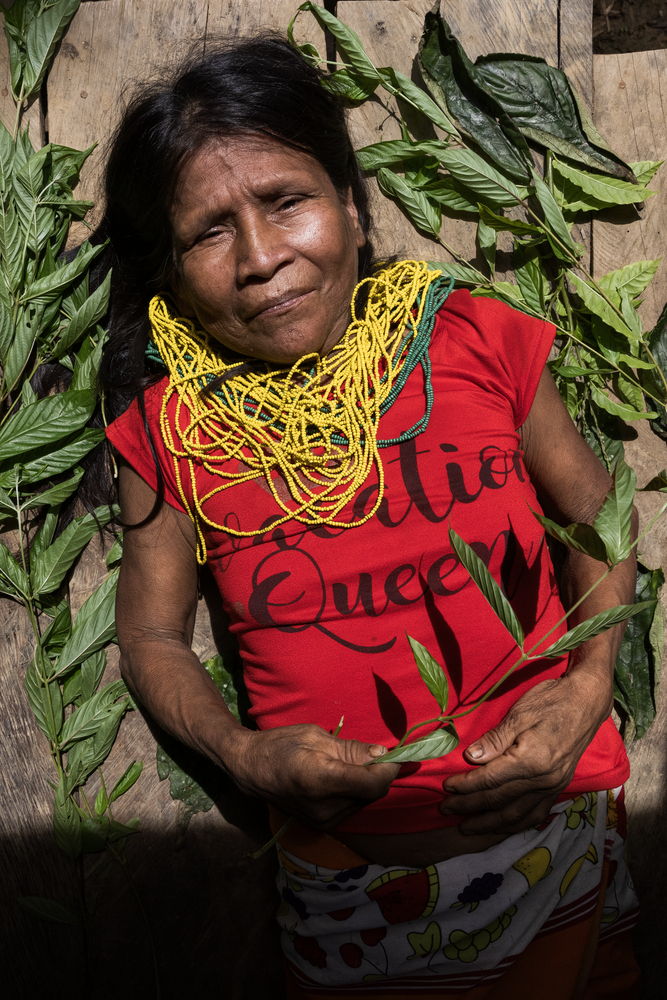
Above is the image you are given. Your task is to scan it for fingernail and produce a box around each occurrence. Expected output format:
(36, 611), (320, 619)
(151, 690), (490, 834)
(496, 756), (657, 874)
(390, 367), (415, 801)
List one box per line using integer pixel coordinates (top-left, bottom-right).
(467, 744), (484, 760)
(368, 744), (387, 758)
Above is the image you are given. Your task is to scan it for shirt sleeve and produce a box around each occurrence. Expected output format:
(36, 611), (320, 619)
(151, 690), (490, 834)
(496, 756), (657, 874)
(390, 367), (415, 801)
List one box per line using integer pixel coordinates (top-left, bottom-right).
(434, 288), (556, 428)
(105, 380), (186, 513)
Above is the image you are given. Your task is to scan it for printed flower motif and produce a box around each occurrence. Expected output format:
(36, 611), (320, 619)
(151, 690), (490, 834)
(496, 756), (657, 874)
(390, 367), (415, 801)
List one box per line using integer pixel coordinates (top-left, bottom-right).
(456, 872), (503, 908)
(293, 932), (327, 969)
(339, 942), (364, 968)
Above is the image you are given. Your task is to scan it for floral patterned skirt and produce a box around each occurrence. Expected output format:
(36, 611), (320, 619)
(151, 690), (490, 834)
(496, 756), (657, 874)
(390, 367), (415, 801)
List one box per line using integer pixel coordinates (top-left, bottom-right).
(276, 790), (639, 996)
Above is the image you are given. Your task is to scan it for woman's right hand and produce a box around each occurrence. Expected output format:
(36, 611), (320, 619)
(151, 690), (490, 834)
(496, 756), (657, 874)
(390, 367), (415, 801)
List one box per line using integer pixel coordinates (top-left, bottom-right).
(222, 724), (399, 829)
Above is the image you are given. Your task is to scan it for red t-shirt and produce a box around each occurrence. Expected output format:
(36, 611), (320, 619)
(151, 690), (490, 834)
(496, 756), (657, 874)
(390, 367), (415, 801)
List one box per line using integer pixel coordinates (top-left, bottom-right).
(107, 290), (629, 833)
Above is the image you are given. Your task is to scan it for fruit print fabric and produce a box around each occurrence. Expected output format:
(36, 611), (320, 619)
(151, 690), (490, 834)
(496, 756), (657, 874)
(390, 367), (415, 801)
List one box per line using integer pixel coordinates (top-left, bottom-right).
(278, 790), (638, 989)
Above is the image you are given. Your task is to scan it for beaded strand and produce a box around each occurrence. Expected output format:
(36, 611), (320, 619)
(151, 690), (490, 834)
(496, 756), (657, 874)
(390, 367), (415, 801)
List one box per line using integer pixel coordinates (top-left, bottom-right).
(147, 260), (453, 562)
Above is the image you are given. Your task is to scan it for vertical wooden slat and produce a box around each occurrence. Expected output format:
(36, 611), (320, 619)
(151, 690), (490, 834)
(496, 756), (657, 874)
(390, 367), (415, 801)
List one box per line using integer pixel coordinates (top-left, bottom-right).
(593, 48), (667, 1000)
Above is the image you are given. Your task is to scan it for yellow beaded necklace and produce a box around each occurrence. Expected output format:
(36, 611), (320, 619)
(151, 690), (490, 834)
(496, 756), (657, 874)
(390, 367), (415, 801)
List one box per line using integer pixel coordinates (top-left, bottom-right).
(148, 259), (446, 562)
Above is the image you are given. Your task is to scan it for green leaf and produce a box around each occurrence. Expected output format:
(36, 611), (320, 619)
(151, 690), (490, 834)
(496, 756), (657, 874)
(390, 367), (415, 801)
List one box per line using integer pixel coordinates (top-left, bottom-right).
(630, 160), (662, 186)
(203, 653), (240, 720)
(0, 389), (95, 464)
(428, 260), (483, 284)
(156, 743), (215, 817)
(537, 602), (655, 658)
(17, 896), (80, 926)
(59, 679), (128, 749)
(79, 648), (107, 701)
(436, 147), (524, 206)
(514, 245), (549, 313)
(593, 458), (636, 565)
(591, 384), (654, 422)
(54, 270), (110, 358)
(373, 725), (459, 764)
(0, 539), (30, 599)
(54, 570), (118, 677)
(420, 177), (478, 213)
(644, 302), (667, 440)
(598, 260), (661, 306)
(26, 467), (85, 509)
(530, 169), (581, 261)
(24, 654), (63, 740)
(640, 470), (667, 492)
(449, 528), (525, 648)
(407, 635), (448, 712)
(108, 760), (143, 803)
(19, 241), (102, 305)
(376, 168), (441, 237)
(476, 216), (496, 273)
(94, 787), (108, 816)
(322, 68), (377, 104)
(533, 512), (609, 563)
(40, 603), (72, 656)
(478, 204), (542, 237)
(53, 780), (82, 858)
(292, 2), (380, 87)
(30, 505), (116, 596)
(65, 701), (127, 792)
(377, 66), (459, 136)
(552, 158), (652, 211)
(417, 8), (531, 182)
(5, 428), (104, 487)
(471, 56), (635, 180)
(568, 272), (639, 344)
(356, 139), (445, 173)
(614, 565), (664, 739)
(4, 0), (82, 104)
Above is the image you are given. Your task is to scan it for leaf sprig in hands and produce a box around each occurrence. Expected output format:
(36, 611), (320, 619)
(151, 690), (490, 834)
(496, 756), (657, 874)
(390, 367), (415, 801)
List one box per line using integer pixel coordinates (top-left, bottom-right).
(370, 457), (658, 765)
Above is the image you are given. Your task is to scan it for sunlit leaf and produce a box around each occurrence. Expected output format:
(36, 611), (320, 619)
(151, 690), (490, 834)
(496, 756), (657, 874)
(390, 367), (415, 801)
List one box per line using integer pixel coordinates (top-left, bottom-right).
(53, 570), (118, 677)
(436, 147), (524, 206)
(552, 157), (652, 212)
(531, 169), (582, 261)
(532, 511), (608, 563)
(377, 168), (441, 237)
(407, 635), (448, 712)
(0, 389), (95, 464)
(30, 505), (116, 596)
(568, 272), (639, 344)
(373, 725), (459, 764)
(377, 66), (459, 136)
(59, 679), (128, 749)
(418, 8), (531, 182)
(594, 458), (636, 564)
(537, 602), (655, 659)
(4, 0), (82, 103)
(291, 2), (380, 86)
(109, 761), (143, 804)
(449, 528), (524, 648)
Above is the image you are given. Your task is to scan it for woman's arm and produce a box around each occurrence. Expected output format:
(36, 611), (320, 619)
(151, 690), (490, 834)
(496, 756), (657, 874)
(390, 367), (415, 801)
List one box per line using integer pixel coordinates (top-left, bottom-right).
(441, 368), (637, 834)
(116, 462), (398, 828)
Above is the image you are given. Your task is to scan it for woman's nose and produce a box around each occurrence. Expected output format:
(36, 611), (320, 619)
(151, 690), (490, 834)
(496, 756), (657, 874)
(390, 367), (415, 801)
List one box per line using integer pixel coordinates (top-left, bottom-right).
(235, 212), (293, 283)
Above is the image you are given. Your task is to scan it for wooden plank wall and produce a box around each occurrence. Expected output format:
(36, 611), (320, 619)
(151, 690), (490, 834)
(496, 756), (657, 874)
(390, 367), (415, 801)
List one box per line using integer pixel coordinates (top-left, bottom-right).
(1, 2), (665, 997)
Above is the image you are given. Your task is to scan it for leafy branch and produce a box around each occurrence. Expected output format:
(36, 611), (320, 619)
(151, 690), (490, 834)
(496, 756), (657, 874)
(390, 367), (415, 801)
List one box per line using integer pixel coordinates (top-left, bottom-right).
(370, 459), (663, 764)
(1, 0), (142, 907)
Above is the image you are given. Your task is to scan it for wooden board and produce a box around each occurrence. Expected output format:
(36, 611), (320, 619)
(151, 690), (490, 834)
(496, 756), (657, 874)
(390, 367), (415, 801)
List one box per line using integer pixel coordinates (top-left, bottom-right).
(592, 49), (667, 1000)
(46, 0), (324, 234)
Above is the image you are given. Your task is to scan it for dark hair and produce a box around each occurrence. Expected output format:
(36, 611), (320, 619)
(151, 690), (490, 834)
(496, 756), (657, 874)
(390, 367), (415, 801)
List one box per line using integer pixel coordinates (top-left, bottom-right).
(98, 35), (374, 420)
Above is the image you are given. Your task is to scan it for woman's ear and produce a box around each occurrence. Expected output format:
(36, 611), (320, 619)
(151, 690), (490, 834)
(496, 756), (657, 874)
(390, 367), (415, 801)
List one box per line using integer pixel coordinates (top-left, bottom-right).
(342, 187), (367, 249)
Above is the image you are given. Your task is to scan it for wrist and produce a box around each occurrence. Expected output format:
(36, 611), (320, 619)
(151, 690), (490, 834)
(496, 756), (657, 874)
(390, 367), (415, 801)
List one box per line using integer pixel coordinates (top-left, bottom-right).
(565, 658), (614, 721)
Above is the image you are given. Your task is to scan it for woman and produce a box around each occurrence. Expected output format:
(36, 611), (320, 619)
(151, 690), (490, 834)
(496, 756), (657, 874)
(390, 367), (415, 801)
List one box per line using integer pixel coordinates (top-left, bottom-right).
(102, 36), (639, 998)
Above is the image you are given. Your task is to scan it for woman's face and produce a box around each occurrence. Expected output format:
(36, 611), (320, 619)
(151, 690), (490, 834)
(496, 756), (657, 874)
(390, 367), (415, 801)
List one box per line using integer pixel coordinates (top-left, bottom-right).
(169, 135), (366, 364)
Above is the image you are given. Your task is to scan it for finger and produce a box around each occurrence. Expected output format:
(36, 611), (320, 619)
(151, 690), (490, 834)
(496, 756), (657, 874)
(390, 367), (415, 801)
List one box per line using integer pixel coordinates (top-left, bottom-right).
(457, 792), (557, 836)
(462, 711), (526, 766)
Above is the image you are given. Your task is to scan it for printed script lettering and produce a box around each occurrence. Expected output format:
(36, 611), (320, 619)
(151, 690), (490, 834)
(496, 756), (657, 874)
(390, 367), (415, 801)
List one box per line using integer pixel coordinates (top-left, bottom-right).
(245, 439), (529, 653)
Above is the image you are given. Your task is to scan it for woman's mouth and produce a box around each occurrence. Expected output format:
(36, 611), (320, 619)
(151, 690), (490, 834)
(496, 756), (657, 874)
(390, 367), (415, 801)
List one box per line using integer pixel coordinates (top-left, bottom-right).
(249, 290), (311, 320)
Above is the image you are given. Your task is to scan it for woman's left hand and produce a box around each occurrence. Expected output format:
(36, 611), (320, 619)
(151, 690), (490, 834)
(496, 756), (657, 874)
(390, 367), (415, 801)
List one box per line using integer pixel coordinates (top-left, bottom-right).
(440, 663), (612, 834)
